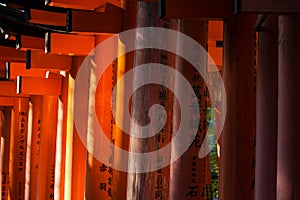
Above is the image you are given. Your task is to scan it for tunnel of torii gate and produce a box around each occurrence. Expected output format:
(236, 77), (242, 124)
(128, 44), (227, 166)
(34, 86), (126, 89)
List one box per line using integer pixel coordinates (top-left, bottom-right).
(0, 0), (299, 199)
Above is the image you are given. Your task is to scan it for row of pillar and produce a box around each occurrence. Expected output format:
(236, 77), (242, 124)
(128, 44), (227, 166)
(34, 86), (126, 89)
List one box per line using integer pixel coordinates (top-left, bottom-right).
(277, 15), (300, 199)
(0, 95), (61, 200)
(1, 3), (300, 200)
(223, 13), (300, 199)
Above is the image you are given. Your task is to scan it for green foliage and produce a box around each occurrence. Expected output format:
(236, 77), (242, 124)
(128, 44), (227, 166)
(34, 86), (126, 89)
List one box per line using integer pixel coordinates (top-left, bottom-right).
(207, 107), (219, 199)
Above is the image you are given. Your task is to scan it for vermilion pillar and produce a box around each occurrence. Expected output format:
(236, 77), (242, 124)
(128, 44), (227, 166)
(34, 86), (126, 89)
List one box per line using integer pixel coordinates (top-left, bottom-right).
(29, 95), (43, 199)
(37, 95), (58, 199)
(85, 53), (112, 200)
(221, 14), (256, 200)
(70, 59), (87, 200)
(112, 1), (136, 199)
(127, 2), (174, 200)
(1, 108), (11, 200)
(277, 15), (300, 199)
(255, 15), (278, 200)
(70, 57), (88, 200)
(70, 127), (86, 200)
(0, 109), (3, 199)
(9, 98), (29, 200)
(170, 19), (210, 200)
(58, 73), (69, 200)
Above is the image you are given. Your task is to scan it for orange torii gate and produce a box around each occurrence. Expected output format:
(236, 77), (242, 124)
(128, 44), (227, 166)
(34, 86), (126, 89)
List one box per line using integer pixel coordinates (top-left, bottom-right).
(0, 80), (29, 200)
(2, 0), (300, 199)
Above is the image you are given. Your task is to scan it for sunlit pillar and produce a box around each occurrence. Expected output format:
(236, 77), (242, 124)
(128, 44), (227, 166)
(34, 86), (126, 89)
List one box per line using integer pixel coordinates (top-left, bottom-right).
(37, 95), (58, 200)
(58, 72), (72, 200)
(70, 128), (86, 199)
(70, 58), (87, 200)
(85, 52), (113, 200)
(79, 28), (117, 198)
(9, 98), (29, 200)
(111, 1), (137, 199)
(64, 73), (74, 200)
(28, 95), (42, 199)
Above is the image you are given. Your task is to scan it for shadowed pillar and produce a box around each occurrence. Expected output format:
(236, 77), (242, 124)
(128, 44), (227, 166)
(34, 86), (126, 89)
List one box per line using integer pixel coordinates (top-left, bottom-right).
(220, 13), (256, 200)
(169, 19), (210, 200)
(277, 15), (300, 200)
(1, 108), (11, 200)
(255, 15), (278, 200)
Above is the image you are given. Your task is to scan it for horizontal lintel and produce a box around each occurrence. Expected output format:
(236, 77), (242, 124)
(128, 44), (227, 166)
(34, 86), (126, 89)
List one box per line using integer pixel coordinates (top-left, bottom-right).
(6, 62), (47, 80)
(16, 35), (45, 51)
(67, 3), (122, 34)
(45, 32), (95, 56)
(159, 0), (230, 19)
(28, 8), (67, 26)
(17, 76), (62, 95)
(0, 80), (29, 97)
(26, 50), (72, 71)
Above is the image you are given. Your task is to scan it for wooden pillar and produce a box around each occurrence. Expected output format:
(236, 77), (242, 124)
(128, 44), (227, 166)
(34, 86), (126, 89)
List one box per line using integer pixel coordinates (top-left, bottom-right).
(37, 95), (58, 200)
(277, 15), (300, 199)
(81, 24), (116, 198)
(85, 52), (113, 200)
(220, 13), (256, 200)
(111, 1), (136, 199)
(70, 60), (87, 200)
(255, 15), (278, 200)
(126, 2), (176, 199)
(29, 95), (43, 199)
(1, 108), (11, 200)
(63, 73), (75, 200)
(9, 98), (29, 200)
(0, 109), (3, 199)
(126, 2), (156, 199)
(58, 72), (71, 200)
(70, 126), (86, 200)
(169, 19), (210, 200)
